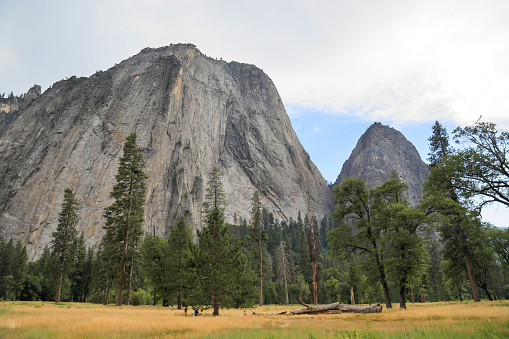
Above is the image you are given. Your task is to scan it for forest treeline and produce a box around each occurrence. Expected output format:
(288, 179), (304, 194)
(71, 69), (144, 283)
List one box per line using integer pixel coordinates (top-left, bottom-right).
(1, 119), (509, 312)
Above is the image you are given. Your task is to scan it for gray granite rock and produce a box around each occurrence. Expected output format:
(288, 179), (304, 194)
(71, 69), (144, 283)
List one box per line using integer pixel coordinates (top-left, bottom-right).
(0, 44), (331, 259)
(334, 122), (428, 205)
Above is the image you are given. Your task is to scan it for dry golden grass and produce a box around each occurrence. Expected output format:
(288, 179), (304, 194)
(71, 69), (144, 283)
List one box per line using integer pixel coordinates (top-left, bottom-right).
(0, 300), (508, 338)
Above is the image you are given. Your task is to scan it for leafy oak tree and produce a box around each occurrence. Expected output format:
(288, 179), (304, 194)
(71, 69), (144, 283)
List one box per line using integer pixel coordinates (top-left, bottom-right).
(329, 177), (393, 308)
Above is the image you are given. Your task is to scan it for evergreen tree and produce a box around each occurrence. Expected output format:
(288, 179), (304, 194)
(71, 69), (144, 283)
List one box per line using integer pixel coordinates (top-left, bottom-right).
(167, 218), (193, 309)
(250, 189), (267, 306)
(202, 166), (225, 222)
(194, 207), (252, 315)
(51, 188), (79, 303)
(275, 240), (291, 304)
(298, 229), (312, 286)
(102, 132), (148, 306)
(428, 120), (452, 167)
(12, 241), (28, 301)
(424, 123), (482, 302)
(306, 198), (320, 305)
(141, 233), (170, 305)
(69, 232), (87, 302)
(0, 239), (15, 299)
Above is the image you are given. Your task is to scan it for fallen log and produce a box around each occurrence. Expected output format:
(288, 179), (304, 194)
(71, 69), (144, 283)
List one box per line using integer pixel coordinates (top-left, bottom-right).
(250, 310), (287, 316)
(290, 303), (382, 314)
(291, 293), (382, 314)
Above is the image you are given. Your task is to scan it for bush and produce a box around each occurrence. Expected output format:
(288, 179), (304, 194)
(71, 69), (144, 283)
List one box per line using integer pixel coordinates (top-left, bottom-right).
(131, 292), (143, 306)
(130, 289), (152, 306)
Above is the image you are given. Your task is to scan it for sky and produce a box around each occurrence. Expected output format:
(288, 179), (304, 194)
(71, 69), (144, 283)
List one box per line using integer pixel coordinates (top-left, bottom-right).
(1, 0), (508, 226)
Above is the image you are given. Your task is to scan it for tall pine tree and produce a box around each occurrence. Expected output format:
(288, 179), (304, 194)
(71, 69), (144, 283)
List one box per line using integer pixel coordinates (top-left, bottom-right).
(167, 218), (193, 309)
(424, 121), (481, 302)
(52, 188), (79, 303)
(250, 189), (267, 306)
(102, 132), (148, 306)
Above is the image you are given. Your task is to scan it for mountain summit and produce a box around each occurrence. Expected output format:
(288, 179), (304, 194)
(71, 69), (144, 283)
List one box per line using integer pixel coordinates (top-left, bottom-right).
(334, 122), (428, 205)
(0, 44), (331, 259)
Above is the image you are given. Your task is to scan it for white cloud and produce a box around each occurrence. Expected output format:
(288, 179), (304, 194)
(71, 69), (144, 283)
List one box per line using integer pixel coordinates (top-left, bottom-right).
(1, 0), (509, 128)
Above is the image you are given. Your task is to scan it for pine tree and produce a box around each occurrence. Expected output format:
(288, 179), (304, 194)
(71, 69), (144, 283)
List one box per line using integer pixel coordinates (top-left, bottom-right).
(141, 233), (171, 305)
(167, 218), (193, 309)
(306, 191), (320, 305)
(194, 207), (249, 315)
(12, 241), (28, 301)
(102, 132), (148, 306)
(51, 188), (79, 303)
(275, 240), (291, 304)
(424, 122), (481, 302)
(428, 121), (452, 167)
(202, 166), (225, 222)
(250, 189), (267, 306)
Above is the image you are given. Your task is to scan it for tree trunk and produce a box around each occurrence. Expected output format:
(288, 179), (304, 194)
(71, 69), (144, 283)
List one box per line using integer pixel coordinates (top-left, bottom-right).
(177, 289), (182, 310)
(350, 287), (355, 305)
(259, 230), (263, 307)
(465, 253), (481, 302)
(116, 263), (125, 306)
(283, 271), (289, 305)
(399, 278), (406, 309)
(126, 260), (134, 306)
(291, 302), (382, 314)
(381, 279), (392, 308)
(103, 285), (110, 305)
(212, 293), (219, 316)
(55, 259), (64, 303)
(479, 282), (493, 301)
(419, 288), (425, 303)
(116, 223), (130, 307)
(410, 287), (415, 303)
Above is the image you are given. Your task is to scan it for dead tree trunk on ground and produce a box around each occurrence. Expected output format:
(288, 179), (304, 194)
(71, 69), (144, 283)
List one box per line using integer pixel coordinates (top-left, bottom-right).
(291, 290), (382, 314)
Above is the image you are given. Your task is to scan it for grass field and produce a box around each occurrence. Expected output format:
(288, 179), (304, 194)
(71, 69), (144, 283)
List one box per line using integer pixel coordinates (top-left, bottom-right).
(0, 300), (508, 338)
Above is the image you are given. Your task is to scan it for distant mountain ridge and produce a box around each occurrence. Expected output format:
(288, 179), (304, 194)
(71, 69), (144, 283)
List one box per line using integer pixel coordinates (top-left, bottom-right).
(334, 122), (429, 205)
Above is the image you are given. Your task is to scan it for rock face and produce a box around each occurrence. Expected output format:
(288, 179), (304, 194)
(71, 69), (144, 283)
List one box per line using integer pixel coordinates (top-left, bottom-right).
(334, 122), (428, 205)
(0, 44), (332, 259)
(0, 85), (41, 137)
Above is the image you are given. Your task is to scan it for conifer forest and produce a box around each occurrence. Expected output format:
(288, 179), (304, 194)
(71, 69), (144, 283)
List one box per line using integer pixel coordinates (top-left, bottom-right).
(1, 119), (509, 313)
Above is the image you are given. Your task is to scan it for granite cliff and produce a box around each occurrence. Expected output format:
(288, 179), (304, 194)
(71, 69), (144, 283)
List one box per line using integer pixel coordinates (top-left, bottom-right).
(0, 44), (331, 259)
(334, 122), (428, 205)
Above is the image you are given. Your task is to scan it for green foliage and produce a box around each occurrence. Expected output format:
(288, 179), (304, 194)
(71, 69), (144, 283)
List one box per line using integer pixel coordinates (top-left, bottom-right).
(330, 177), (393, 307)
(438, 118), (509, 210)
(428, 120), (452, 167)
(167, 218), (193, 308)
(193, 207), (256, 314)
(202, 166), (225, 221)
(51, 188), (79, 303)
(141, 234), (171, 304)
(101, 132), (148, 306)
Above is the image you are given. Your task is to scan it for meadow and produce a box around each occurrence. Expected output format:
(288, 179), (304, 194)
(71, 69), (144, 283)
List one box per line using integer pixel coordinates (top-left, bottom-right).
(0, 300), (508, 338)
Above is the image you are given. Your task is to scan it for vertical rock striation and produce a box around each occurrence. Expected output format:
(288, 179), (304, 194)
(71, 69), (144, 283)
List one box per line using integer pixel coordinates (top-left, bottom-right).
(334, 122), (428, 205)
(0, 44), (331, 259)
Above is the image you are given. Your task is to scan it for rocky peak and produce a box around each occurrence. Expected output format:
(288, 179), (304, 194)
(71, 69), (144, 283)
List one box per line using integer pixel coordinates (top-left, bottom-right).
(0, 44), (332, 259)
(0, 85), (41, 137)
(334, 122), (428, 205)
